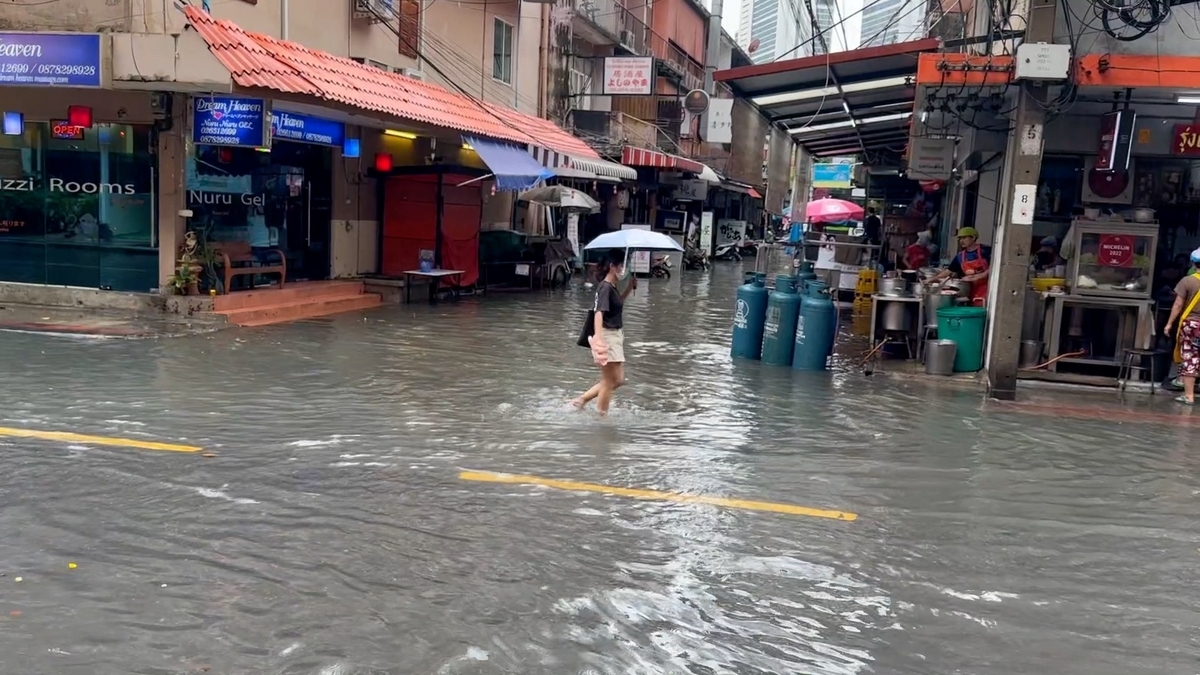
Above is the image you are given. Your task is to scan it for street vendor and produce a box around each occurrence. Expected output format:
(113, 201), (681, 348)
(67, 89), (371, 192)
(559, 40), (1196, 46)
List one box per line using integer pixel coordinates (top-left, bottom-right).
(902, 230), (934, 270)
(927, 227), (992, 305)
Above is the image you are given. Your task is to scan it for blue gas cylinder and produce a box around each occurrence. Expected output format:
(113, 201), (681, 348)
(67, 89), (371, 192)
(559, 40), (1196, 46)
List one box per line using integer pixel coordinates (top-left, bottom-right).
(795, 260), (817, 290)
(732, 274), (769, 360)
(792, 280), (837, 370)
(761, 275), (802, 366)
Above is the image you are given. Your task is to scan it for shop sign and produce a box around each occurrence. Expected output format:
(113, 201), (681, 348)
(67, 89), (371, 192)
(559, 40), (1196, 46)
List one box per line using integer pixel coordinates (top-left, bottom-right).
(716, 219), (746, 246)
(0, 32), (101, 87)
(1098, 234), (1135, 267)
(602, 57), (652, 96)
(187, 190), (266, 207)
(0, 177), (136, 194)
(51, 120), (86, 140)
(812, 163), (852, 189)
(907, 137), (955, 181)
(699, 211), (714, 254)
(1172, 124), (1200, 156)
(703, 98), (733, 144)
(675, 179), (708, 201)
(192, 96), (269, 147)
(270, 111), (345, 147)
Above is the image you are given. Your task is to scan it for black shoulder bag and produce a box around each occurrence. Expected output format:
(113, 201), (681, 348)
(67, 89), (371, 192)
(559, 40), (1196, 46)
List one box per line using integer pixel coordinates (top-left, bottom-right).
(576, 290), (600, 347)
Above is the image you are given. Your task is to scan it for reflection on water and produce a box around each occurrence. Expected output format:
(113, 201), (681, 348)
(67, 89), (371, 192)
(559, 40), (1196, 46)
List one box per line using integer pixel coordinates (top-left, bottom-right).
(0, 262), (1196, 675)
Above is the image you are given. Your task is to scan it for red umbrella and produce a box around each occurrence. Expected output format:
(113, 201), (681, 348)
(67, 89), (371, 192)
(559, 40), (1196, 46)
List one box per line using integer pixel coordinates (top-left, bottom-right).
(806, 198), (864, 223)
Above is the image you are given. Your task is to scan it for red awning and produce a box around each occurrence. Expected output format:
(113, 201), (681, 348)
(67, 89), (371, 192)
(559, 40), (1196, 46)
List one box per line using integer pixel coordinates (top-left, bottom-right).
(748, 187), (762, 198)
(185, 7), (598, 160)
(621, 146), (704, 174)
(715, 38), (939, 158)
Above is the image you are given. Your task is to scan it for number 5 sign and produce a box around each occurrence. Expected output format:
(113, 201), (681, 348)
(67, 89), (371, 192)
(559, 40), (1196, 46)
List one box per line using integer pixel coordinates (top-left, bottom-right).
(1012, 183), (1036, 225)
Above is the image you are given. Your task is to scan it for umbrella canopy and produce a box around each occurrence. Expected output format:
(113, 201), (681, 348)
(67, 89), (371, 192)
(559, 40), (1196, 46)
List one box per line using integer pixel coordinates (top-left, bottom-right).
(806, 198), (864, 223)
(584, 229), (684, 252)
(518, 185), (601, 213)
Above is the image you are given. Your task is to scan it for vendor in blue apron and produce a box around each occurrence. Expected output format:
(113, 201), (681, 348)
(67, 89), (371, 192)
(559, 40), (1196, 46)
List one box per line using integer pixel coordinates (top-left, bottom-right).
(927, 227), (992, 306)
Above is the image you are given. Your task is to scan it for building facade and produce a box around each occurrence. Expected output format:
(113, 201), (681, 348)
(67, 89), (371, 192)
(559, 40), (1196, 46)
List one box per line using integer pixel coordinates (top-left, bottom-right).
(859, 0), (926, 47)
(739, 0), (813, 64)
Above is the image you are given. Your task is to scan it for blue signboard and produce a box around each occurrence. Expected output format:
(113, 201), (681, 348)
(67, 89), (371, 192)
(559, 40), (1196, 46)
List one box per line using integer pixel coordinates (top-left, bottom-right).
(192, 96), (268, 147)
(812, 163), (853, 188)
(271, 111), (345, 147)
(0, 32), (102, 87)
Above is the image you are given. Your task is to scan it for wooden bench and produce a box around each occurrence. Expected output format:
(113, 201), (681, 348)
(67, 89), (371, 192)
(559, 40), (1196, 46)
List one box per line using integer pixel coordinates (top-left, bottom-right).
(214, 241), (286, 294)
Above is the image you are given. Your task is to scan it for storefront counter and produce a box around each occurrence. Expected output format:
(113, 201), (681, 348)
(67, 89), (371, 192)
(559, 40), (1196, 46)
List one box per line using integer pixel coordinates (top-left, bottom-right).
(1042, 294), (1156, 372)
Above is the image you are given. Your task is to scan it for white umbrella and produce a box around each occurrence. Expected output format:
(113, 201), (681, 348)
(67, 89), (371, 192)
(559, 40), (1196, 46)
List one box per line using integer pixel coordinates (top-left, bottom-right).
(584, 229), (684, 252)
(518, 185), (601, 212)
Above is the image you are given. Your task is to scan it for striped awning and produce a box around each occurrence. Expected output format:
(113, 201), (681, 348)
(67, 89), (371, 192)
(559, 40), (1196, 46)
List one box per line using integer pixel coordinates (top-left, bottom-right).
(621, 146), (705, 174)
(528, 146), (637, 181)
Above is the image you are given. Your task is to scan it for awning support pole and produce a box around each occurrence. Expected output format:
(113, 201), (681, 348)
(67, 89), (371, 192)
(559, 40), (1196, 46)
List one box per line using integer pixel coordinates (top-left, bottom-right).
(985, 0), (1058, 401)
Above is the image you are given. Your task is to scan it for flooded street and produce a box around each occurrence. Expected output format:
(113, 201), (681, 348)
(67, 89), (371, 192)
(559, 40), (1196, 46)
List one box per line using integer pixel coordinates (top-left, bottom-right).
(1, 263), (1197, 675)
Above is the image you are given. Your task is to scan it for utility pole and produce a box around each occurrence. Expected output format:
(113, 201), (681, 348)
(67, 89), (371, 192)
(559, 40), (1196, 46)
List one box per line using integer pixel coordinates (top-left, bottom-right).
(985, 0), (1060, 400)
(701, 0), (724, 135)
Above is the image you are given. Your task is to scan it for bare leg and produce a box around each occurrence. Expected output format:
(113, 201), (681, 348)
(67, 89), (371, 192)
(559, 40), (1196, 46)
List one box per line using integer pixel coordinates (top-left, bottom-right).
(1184, 376), (1195, 403)
(572, 381), (603, 409)
(597, 363), (625, 416)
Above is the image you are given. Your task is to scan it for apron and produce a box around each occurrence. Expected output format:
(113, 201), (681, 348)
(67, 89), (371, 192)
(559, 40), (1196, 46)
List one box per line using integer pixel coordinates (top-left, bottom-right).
(958, 247), (989, 305)
(1174, 272), (1200, 364)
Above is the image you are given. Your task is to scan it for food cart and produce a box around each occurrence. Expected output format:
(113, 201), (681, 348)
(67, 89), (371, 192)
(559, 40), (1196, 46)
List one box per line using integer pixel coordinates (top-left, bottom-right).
(1041, 219), (1157, 374)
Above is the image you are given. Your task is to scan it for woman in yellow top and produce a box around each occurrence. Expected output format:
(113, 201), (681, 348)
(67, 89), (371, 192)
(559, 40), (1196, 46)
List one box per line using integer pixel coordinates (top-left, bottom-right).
(1164, 248), (1200, 405)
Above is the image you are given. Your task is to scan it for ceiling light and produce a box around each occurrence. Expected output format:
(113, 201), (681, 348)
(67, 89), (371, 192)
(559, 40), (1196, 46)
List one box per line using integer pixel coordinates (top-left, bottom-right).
(1177, 95), (1200, 104)
(842, 101), (852, 115)
(384, 129), (418, 139)
(752, 77), (912, 107)
(790, 111), (912, 135)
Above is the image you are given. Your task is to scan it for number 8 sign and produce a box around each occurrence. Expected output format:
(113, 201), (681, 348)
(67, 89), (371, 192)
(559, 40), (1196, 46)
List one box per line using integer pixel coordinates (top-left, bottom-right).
(1012, 184), (1036, 225)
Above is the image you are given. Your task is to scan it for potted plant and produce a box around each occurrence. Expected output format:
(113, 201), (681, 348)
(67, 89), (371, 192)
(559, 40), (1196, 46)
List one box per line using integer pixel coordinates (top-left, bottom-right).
(166, 265), (198, 296)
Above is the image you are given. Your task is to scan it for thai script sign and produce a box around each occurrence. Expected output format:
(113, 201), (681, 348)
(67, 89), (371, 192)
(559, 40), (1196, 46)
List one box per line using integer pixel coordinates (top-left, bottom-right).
(1172, 124), (1200, 156)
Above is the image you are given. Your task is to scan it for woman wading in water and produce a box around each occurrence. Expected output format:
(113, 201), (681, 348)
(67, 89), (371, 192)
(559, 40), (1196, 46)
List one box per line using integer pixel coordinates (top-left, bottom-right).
(573, 249), (636, 416)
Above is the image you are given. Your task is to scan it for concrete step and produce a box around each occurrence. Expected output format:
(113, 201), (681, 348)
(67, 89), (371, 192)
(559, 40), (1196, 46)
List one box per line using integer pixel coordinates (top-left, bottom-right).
(212, 281), (366, 312)
(218, 293), (382, 327)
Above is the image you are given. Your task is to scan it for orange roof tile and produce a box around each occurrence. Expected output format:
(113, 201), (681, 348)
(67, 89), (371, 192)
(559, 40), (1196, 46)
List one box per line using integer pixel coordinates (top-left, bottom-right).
(185, 6), (598, 160)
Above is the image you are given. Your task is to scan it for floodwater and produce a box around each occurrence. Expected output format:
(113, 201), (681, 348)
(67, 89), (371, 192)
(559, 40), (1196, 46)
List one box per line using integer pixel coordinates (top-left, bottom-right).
(0, 263), (1197, 675)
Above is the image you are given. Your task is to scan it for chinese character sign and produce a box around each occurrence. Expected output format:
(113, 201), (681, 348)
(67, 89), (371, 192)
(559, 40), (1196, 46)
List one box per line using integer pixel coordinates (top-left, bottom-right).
(602, 57), (653, 96)
(704, 99), (734, 144)
(1173, 124), (1200, 156)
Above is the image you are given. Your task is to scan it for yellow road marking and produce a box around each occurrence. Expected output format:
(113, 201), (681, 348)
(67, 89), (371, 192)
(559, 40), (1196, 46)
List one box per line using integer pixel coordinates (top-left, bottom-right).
(0, 426), (201, 453)
(459, 470), (857, 521)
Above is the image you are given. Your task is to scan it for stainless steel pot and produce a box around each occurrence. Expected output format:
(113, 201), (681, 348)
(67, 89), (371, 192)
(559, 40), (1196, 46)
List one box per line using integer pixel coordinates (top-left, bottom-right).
(941, 279), (971, 298)
(924, 291), (953, 329)
(879, 278), (909, 296)
(880, 300), (912, 332)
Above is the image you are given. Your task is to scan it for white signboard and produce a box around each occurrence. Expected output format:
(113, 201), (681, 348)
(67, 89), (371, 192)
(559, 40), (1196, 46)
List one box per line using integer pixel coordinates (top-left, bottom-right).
(622, 223), (652, 274)
(1012, 183), (1036, 225)
(675, 179), (708, 201)
(565, 212), (580, 262)
(715, 219), (746, 247)
(704, 98), (734, 144)
(602, 57), (653, 96)
(699, 211), (714, 256)
(907, 137), (955, 181)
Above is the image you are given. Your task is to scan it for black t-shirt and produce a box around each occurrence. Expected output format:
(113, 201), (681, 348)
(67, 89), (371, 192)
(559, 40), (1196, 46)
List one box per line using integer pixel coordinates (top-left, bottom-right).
(595, 281), (623, 330)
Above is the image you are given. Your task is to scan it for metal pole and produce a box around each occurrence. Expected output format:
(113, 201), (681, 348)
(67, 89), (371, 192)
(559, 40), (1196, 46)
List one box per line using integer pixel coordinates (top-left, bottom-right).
(985, 0), (1058, 400)
(700, 0), (723, 139)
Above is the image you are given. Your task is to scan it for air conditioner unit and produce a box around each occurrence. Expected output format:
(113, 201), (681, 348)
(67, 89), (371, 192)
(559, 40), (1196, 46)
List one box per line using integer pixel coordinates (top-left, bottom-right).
(398, 67), (425, 80)
(352, 0), (386, 23)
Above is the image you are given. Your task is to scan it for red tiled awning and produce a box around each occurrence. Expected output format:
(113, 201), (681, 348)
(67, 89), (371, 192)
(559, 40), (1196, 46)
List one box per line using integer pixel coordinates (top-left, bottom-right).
(621, 146), (704, 174)
(185, 7), (598, 160)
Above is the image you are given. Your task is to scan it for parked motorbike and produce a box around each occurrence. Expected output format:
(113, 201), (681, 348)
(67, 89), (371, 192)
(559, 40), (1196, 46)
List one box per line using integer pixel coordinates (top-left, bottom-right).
(738, 240), (760, 258)
(714, 243), (742, 261)
(651, 256), (672, 279)
(683, 246), (710, 270)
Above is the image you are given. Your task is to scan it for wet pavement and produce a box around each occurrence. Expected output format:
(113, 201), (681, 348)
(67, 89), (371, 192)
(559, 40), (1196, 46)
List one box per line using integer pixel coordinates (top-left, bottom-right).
(1, 263), (1198, 675)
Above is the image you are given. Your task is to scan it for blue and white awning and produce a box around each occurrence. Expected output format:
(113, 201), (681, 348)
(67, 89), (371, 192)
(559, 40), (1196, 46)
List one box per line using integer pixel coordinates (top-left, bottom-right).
(527, 146), (638, 181)
(465, 136), (554, 191)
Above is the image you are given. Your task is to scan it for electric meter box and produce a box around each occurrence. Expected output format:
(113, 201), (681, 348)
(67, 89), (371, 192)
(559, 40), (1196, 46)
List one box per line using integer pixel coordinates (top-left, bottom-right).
(1014, 43), (1071, 81)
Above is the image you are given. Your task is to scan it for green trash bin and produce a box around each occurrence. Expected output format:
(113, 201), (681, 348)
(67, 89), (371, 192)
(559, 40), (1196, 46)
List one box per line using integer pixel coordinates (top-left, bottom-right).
(936, 306), (988, 372)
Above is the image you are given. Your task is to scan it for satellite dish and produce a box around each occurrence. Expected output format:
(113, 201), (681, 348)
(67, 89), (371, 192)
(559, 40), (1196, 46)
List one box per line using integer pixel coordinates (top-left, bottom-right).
(748, 38), (761, 53)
